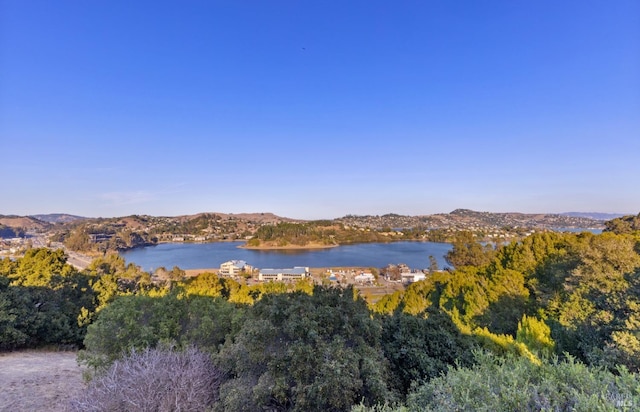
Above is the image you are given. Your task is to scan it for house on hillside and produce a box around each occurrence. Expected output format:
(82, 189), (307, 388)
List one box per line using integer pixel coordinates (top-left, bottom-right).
(89, 233), (114, 243)
(258, 267), (310, 282)
(220, 260), (251, 276)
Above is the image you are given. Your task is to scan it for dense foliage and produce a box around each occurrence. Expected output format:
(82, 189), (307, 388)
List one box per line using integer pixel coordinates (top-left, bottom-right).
(79, 293), (241, 371)
(251, 221), (401, 247)
(215, 287), (392, 411)
(604, 213), (640, 234)
(444, 231), (495, 268)
(3, 220), (640, 410)
(250, 221), (462, 248)
(0, 249), (94, 349)
(355, 352), (639, 412)
(0, 249), (153, 350)
(380, 309), (476, 397)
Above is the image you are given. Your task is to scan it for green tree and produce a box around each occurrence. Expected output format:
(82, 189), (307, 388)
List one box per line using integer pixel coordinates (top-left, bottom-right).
(6, 248), (76, 287)
(545, 233), (640, 367)
(216, 286), (393, 411)
(515, 314), (555, 358)
(168, 265), (186, 281)
(380, 309), (476, 398)
(0, 273), (94, 349)
(445, 231), (494, 268)
(428, 255), (439, 273)
(80, 293), (240, 371)
(493, 231), (568, 277)
(180, 271), (226, 298)
(0, 249), (95, 349)
(373, 290), (404, 315)
(84, 253), (152, 309)
(604, 213), (640, 235)
(65, 228), (92, 251)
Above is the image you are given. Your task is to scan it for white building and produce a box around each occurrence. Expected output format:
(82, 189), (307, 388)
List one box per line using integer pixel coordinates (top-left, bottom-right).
(220, 260), (250, 276)
(401, 272), (426, 284)
(259, 267), (310, 282)
(354, 272), (375, 284)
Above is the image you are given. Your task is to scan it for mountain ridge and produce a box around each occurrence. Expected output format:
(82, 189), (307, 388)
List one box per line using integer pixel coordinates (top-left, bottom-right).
(0, 210), (616, 230)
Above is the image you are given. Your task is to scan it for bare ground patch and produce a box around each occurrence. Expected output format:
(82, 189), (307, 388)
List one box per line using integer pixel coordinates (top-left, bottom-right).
(0, 350), (84, 412)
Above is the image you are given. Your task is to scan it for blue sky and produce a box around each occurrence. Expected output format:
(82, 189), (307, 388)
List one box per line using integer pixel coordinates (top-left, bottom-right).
(1, 1), (638, 219)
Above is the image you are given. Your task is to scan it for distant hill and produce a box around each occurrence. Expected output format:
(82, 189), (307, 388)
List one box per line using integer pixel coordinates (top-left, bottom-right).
(0, 215), (51, 231)
(172, 212), (297, 224)
(339, 209), (605, 231)
(30, 214), (87, 224)
(603, 213), (640, 234)
(560, 212), (626, 221)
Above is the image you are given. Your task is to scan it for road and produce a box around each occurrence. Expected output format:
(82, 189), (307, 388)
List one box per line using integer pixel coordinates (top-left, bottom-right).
(65, 250), (94, 270)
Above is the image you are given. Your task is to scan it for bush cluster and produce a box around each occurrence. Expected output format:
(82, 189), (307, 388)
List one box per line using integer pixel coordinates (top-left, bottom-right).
(69, 346), (221, 412)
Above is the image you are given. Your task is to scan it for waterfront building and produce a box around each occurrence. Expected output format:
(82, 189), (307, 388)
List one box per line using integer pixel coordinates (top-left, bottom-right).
(401, 271), (426, 284)
(258, 267), (310, 282)
(220, 260), (251, 276)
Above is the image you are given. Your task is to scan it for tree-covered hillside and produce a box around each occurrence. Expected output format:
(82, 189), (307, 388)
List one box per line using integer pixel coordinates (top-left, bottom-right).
(249, 220), (404, 247)
(605, 213), (640, 234)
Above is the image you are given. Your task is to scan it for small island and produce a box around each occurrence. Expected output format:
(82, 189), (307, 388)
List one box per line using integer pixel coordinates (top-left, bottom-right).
(241, 221), (397, 250)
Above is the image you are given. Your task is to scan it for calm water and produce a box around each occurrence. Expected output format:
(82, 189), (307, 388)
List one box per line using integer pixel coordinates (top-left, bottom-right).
(120, 241), (453, 272)
(553, 228), (603, 234)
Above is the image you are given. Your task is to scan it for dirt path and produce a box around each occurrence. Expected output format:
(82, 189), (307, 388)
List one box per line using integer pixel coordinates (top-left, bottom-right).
(0, 350), (84, 412)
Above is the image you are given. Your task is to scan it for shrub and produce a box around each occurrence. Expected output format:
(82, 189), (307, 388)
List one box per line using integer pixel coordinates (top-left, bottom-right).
(406, 351), (640, 412)
(79, 293), (240, 371)
(380, 309), (476, 398)
(69, 346), (221, 411)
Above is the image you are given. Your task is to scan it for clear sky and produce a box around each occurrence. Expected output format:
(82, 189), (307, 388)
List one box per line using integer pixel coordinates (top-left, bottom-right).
(1, 1), (638, 220)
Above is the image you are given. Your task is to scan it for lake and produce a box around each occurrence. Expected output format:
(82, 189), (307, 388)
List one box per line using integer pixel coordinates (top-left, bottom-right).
(120, 241), (453, 272)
